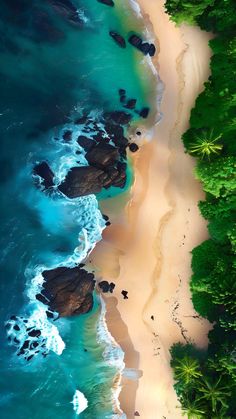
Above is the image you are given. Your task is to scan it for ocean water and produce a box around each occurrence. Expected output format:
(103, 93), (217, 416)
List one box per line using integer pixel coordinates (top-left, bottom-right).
(0, 1), (158, 417)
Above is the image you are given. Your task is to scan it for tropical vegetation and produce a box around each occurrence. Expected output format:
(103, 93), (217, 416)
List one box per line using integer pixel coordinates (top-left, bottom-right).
(164, 0), (236, 417)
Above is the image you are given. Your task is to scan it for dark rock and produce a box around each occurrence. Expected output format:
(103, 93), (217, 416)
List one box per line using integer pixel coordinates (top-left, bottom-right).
(97, 0), (114, 6)
(129, 143), (139, 153)
(91, 131), (105, 142)
(98, 281), (116, 293)
(128, 34), (142, 50)
(21, 340), (30, 350)
(134, 411), (140, 417)
(58, 166), (108, 197)
(119, 89), (126, 103)
(28, 329), (41, 338)
(74, 115), (88, 125)
(85, 143), (119, 169)
(109, 31), (126, 48)
(124, 99), (137, 110)
(148, 43), (156, 57)
(48, 0), (84, 27)
(103, 214), (109, 221)
(41, 266), (95, 317)
(98, 281), (110, 293)
(121, 290), (128, 299)
(33, 162), (54, 189)
(13, 325), (20, 331)
(119, 89), (126, 96)
(136, 131), (141, 136)
(62, 130), (72, 142)
(36, 293), (49, 305)
(10, 315), (17, 321)
(139, 107), (150, 118)
(110, 282), (115, 293)
(27, 354), (34, 362)
(46, 310), (55, 319)
(151, 315), (154, 320)
(104, 111), (132, 125)
(106, 221), (111, 226)
(140, 42), (150, 55)
(14, 338), (20, 344)
(77, 135), (95, 151)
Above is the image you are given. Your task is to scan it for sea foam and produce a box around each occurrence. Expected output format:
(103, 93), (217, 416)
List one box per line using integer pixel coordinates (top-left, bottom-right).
(72, 389), (88, 415)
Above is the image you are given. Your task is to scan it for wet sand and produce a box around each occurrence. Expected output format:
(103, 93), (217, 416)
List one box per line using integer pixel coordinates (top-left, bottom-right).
(90, 0), (213, 417)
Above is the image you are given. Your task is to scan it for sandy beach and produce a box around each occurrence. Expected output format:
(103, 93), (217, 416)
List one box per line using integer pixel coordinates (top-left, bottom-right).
(90, 1), (213, 417)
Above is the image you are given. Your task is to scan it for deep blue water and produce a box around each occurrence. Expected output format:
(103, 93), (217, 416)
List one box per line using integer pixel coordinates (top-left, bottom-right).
(0, 1), (156, 417)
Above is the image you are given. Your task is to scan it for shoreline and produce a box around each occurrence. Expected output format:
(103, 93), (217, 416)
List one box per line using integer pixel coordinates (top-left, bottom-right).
(91, 1), (214, 417)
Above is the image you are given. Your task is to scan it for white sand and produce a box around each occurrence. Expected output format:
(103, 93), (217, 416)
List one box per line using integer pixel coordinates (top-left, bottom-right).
(90, 1), (213, 417)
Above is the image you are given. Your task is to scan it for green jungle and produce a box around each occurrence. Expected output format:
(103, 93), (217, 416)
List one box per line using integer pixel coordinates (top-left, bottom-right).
(164, 1), (236, 417)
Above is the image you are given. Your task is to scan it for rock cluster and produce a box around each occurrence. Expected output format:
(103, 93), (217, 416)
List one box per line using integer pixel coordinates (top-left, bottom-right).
(98, 281), (116, 293)
(128, 34), (156, 57)
(36, 266), (95, 317)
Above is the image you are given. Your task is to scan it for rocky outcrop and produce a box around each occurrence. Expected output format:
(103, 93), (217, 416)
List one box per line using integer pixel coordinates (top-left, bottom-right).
(109, 31), (126, 48)
(36, 266), (96, 317)
(128, 34), (156, 57)
(97, 0), (114, 6)
(85, 143), (119, 169)
(58, 166), (108, 197)
(33, 161), (54, 189)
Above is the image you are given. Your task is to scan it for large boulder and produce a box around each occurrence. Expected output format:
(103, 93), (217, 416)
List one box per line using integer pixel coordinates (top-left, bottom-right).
(58, 166), (108, 197)
(37, 266), (96, 317)
(109, 31), (126, 48)
(85, 143), (119, 169)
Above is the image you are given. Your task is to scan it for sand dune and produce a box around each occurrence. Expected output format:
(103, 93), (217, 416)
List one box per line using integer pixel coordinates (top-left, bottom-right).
(90, 1), (213, 417)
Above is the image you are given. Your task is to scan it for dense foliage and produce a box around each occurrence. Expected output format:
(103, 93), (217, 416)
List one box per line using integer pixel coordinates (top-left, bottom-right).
(165, 0), (236, 417)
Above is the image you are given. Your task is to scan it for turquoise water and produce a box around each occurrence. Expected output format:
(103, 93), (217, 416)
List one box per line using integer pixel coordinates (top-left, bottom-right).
(0, 1), (155, 417)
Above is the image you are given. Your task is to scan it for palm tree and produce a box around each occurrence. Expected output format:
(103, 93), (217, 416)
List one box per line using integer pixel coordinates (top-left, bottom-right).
(174, 356), (202, 385)
(196, 376), (231, 413)
(189, 130), (223, 159)
(180, 399), (205, 419)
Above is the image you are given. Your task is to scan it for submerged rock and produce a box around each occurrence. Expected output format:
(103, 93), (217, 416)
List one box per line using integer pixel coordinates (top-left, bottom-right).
(38, 266), (96, 317)
(97, 0), (114, 6)
(109, 31), (126, 48)
(104, 111), (132, 125)
(48, 0), (84, 27)
(124, 98), (137, 110)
